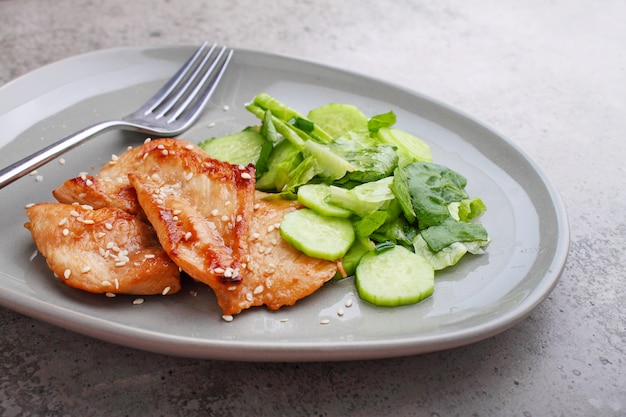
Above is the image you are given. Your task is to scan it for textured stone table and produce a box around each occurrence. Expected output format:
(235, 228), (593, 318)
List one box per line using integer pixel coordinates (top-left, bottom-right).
(1, 1), (624, 416)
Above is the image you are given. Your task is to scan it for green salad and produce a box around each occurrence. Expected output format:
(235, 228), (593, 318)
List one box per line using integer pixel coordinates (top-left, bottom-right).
(198, 93), (490, 308)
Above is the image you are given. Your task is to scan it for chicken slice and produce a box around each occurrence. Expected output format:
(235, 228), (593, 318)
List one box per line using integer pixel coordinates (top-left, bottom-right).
(24, 202), (181, 295)
(216, 196), (338, 315)
(128, 150), (255, 289)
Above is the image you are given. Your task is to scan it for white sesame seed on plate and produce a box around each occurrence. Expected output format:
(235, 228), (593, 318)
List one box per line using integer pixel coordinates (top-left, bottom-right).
(105, 292), (116, 298)
(132, 298), (145, 305)
(222, 314), (234, 322)
(320, 319), (330, 325)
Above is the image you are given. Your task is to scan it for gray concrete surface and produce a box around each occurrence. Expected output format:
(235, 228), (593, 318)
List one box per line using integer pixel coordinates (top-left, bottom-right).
(1, 0), (625, 416)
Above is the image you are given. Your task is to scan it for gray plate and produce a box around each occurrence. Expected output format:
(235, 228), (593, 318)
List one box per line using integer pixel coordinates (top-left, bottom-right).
(0, 45), (569, 362)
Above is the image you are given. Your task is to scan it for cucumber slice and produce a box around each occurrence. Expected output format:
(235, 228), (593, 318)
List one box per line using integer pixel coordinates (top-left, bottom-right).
(198, 130), (270, 166)
(307, 103), (369, 138)
(297, 184), (353, 218)
(356, 245), (434, 307)
(280, 208), (355, 261)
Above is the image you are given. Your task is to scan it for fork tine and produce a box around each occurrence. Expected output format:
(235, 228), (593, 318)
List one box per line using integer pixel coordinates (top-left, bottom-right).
(151, 44), (225, 120)
(166, 47), (233, 124)
(139, 41), (213, 116)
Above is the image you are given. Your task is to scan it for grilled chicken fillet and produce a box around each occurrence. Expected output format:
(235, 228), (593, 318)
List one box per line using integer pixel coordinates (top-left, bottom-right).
(24, 202), (181, 295)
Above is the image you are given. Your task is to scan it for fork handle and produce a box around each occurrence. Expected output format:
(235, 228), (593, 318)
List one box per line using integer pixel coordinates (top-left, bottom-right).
(0, 120), (122, 189)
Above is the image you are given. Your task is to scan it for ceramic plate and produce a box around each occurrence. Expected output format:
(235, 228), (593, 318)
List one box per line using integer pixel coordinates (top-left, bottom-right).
(0, 45), (569, 361)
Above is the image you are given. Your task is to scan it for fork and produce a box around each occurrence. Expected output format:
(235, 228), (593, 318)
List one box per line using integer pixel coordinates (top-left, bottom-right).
(0, 42), (233, 189)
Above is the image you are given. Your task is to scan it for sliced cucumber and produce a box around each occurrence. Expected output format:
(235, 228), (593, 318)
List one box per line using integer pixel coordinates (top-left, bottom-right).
(297, 184), (353, 218)
(307, 103), (369, 138)
(355, 245), (434, 307)
(280, 208), (355, 261)
(198, 130), (269, 166)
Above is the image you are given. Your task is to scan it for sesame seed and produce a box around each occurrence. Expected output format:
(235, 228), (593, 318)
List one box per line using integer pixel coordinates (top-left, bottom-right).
(105, 292), (116, 298)
(280, 318), (289, 323)
(223, 105), (230, 111)
(184, 144), (194, 150)
(62, 228), (69, 236)
(69, 210), (80, 217)
(157, 144), (165, 150)
(210, 209), (219, 216)
(251, 232), (260, 240)
(337, 308), (345, 317)
(222, 314), (234, 322)
(207, 122), (216, 128)
(81, 266), (91, 273)
(81, 204), (94, 210)
(173, 209), (182, 215)
(114, 279), (120, 289)
(184, 172), (193, 181)
(35, 175), (43, 182)
(227, 286), (237, 291)
(214, 267), (225, 274)
(111, 154), (119, 161)
(30, 170), (38, 176)
(320, 319), (330, 325)
(240, 172), (252, 180)
(96, 232), (106, 238)
(81, 219), (95, 225)
(221, 215), (229, 222)
(184, 231), (192, 240)
(267, 225), (275, 233)
(59, 158), (66, 165)
(85, 179), (93, 186)
(253, 285), (264, 294)
(237, 165), (245, 170)
(25, 203), (35, 208)
(236, 215), (243, 222)
(63, 269), (71, 279)
(162, 149), (169, 156)
(162, 286), (171, 295)
(253, 203), (260, 210)
(133, 298), (145, 305)
(245, 292), (253, 302)
(144, 253), (156, 259)
(144, 138), (152, 144)
(58, 218), (68, 226)
(101, 280), (112, 287)
(151, 173), (161, 182)
(345, 299), (353, 308)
